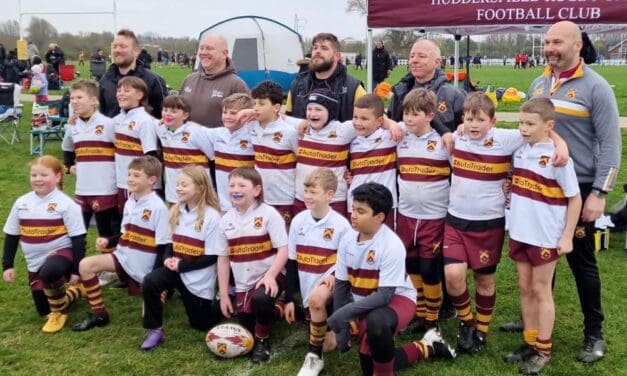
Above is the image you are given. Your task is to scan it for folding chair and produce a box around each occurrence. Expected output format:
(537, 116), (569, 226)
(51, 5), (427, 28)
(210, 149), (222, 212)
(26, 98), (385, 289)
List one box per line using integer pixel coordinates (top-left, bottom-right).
(0, 82), (22, 145)
(30, 100), (67, 155)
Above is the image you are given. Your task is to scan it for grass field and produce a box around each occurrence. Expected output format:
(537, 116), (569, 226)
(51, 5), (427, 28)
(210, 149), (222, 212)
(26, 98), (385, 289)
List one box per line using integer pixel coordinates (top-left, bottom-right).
(1, 63), (625, 376)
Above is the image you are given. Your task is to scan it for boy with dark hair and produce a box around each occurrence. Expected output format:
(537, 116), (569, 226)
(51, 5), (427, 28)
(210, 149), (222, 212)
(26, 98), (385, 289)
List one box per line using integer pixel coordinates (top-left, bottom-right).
(328, 182), (455, 376)
(72, 155), (171, 331)
(249, 81), (299, 224)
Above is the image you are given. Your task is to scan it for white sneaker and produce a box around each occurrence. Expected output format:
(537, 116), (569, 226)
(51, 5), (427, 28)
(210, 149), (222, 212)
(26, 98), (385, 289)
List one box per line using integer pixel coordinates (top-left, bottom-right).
(297, 352), (324, 376)
(98, 271), (118, 286)
(422, 328), (456, 359)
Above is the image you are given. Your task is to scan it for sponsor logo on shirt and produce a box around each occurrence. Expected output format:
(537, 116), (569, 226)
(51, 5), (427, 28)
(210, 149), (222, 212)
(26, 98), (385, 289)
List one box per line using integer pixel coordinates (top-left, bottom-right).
(211, 89), (224, 98)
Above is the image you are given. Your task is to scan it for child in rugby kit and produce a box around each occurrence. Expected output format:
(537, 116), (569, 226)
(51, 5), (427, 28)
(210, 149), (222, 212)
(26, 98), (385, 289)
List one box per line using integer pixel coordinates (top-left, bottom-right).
(328, 183), (455, 376)
(154, 94), (214, 204)
(72, 156), (171, 331)
(248, 81), (299, 225)
(293, 89), (356, 217)
(396, 89), (451, 332)
(113, 76), (159, 212)
(444, 92), (568, 353)
(505, 98), (581, 375)
(62, 80), (119, 251)
(140, 165), (227, 350)
(210, 93), (255, 212)
(347, 94), (401, 229)
(284, 168), (352, 376)
(218, 167), (289, 363)
(3, 156), (86, 333)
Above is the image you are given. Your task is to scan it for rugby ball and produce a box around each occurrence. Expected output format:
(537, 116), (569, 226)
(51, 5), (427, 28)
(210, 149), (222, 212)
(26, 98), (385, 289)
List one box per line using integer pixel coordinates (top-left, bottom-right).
(206, 323), (254, 358)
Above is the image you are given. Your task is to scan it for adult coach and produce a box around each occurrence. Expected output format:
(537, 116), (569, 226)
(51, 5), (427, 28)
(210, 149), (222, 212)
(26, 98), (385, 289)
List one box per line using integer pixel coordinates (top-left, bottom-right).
(525, 21), (621, 363)
(99, 29), (168, 119)
(286, 32), (366, 122)
(389, 39), (465, 135)
(179, 34), (250, 127)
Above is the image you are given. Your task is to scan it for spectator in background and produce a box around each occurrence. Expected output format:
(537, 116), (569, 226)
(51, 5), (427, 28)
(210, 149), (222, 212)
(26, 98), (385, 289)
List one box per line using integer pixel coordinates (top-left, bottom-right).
(138, 48), (153, 70)
(30, 58), (48, 102)
(163, 50), (169, 66)
(26, 40), (39, 63)
(45, 43), (65, 74)
(2, 50), (21, 84)
(0, 43), (5, 67)
(372, 40), (393, 89)
(78, 51), (85, 66)
(354, 52), (363, 70)
(392, 51), (399, 67)
(156, 48), (163, 67)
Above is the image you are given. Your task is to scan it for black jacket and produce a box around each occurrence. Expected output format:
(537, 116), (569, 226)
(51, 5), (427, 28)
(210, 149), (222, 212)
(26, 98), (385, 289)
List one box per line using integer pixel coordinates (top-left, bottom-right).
(287, 63), (362, 122)
(99, 60), (168, 118)
(372, 47), (392, 82)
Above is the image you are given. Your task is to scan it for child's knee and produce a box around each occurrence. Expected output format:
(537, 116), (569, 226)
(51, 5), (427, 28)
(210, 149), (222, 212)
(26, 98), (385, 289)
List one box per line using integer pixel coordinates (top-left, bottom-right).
(308, 292), (328, 311)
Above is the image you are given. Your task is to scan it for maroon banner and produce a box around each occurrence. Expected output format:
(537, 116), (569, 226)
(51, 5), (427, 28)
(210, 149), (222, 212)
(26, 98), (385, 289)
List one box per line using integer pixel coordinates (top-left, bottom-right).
(368, 0), (627, 30)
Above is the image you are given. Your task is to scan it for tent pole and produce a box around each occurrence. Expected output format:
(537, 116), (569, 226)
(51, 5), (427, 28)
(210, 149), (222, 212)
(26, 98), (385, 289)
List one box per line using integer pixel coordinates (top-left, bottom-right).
(454, 35), (461, 88)
(367, 28), (373, 92)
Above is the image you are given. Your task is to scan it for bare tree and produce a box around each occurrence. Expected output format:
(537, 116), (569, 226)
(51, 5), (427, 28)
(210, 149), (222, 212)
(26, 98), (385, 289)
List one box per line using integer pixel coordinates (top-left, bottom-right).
(345, 0), (367, 15)
(26, 17), (58, 48)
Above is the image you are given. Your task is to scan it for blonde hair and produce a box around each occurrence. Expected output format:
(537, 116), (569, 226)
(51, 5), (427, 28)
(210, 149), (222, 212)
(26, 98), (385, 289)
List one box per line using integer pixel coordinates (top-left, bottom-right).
(31, 155), (64, 190)
(169, 165), (221, 233)
(304, 167), (338, 192)
(228, 167), (264, 204)
(222, 93), (254, 111)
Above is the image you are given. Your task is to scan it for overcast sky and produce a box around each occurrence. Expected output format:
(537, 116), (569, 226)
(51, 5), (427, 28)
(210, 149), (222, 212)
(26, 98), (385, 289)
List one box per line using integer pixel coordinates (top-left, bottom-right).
(3, 0), (368, 40)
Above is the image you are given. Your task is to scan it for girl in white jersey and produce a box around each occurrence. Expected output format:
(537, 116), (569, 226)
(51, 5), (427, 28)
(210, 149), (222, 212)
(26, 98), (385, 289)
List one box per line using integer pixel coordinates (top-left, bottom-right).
(140, 165), (227, 350)
(3, 156), (87, 333)
(218, 167), (289, 363)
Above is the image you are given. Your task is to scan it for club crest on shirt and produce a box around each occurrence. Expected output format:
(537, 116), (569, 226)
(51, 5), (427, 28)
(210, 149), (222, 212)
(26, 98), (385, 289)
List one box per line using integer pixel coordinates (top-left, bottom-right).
(128, 121), (136, 131)
(479, 250), (490, 264)
(272, 132), (283, 143)
(483, 138), (494, 147)
(438, 101), (447, 113)
(366, 250), (376, 264)
(374, 136), (384, 144)
(540, 248), (552, 260)
(254, 217), (263, 229)
(95, 125), (104, 135)
(282, 211), (292, 223)
(328, 131), (338, 138)
(538, 155), (550, 167)
(239, 140), (249, 150)
(323, 228), (334, 241)
(141, 209), (152, 222)
(566, 88), (577, 100)
(432, 241), (441, 255)
(194, 218), (204, 232)
(575, 226), (586, 238)
(426, 140), (437, 152)
(181, 132), (190, 143)
(47, 203), (57, 213)
(91, 200), (100, 211)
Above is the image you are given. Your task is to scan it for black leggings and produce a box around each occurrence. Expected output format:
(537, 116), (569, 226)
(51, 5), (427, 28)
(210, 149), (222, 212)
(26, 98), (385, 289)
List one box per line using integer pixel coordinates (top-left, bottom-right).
(359, 306), (398, 376)
(82, 207), (121, 239)
(143, 267), (219, 331)
(238, 286), (278, 335)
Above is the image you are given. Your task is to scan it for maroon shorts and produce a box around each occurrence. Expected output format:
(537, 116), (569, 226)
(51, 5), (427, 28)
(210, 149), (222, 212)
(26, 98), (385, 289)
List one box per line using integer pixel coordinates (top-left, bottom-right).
(293, 199), (349, 219)
(272, 204), (294, 227)
(111, 253), (142, 296)
(235, 274), (286, 315)
(358, 295), (416, 355)
(443, 223), (505, 271)
(397, 214), (445, 260)
(75, 194), (117, 213)
(509, 239), (559, 267)
(28, 248), (73, 291)
(116, 188), (129, 214)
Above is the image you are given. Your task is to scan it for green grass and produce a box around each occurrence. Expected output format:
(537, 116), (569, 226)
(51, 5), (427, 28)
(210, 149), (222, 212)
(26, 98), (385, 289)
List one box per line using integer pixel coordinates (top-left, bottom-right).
(2, 68), (626, 376)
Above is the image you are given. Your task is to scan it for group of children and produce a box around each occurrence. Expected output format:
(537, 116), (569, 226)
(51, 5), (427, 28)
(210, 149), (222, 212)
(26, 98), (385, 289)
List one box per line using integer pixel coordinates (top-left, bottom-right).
(2, 75), (582, 376)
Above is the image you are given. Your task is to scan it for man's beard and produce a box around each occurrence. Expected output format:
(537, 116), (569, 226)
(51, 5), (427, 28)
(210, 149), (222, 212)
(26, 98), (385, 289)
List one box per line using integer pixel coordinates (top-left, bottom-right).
(115, 55), (134, 69)
(310, 58), (334, 73)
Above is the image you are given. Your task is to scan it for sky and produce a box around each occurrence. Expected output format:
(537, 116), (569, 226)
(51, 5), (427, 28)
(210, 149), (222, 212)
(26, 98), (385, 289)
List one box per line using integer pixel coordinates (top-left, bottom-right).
(3, 0), (368, 40)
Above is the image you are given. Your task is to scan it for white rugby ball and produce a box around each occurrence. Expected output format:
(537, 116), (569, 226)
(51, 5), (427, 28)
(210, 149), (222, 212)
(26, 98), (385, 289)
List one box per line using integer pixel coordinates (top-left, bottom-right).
(206, 323), (254, 358)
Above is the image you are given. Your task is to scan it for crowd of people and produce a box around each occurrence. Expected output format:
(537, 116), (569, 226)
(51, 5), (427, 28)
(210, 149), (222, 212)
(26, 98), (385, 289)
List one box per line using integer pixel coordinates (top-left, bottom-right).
(1, 20), (622, 376)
